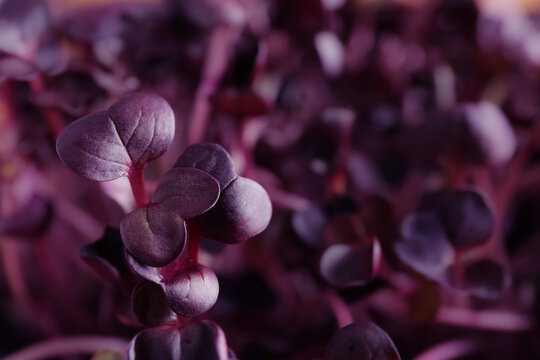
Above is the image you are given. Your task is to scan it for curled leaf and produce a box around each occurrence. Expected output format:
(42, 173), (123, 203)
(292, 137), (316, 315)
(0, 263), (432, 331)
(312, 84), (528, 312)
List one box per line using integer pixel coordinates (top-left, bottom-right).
(292, 205), (327, 249)
(80, 227), (130, 282)
(57, 93), (175, 181)
(462, 101), (516, 166)
(443, 259), (510, 299)
(436, 188), (495, 250)
(0, 194), (53, 238)
(131, 280), (177, 327)
(125, 251), (163, 283)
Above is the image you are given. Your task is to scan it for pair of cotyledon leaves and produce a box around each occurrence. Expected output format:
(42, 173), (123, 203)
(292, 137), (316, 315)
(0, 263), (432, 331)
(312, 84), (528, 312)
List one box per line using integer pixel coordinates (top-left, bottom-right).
(394, 187), (509, 298)
(127, 320), (233, 360)
(292, 197), (380, 289)
(57, 93), (271, 261)
(58, 93), (272, 317)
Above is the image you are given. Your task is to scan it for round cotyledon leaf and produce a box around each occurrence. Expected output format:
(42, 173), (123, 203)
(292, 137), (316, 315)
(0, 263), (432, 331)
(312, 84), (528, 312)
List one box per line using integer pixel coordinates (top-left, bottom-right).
(56, 93), (175, 181)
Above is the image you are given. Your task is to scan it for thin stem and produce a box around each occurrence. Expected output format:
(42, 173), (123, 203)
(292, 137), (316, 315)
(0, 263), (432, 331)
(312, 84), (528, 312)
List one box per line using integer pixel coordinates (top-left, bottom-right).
(187, 25), (238, 145)
(452, 250), (465, 282)
(436, 307), (533, 332)
(186, 219), (203, 262)
(4, 336), (129, 360)
(414, 339), (479, 360)
(323, 291), (354, 329)
(1, 239), (30, 306)
(128, 166), (148, 207)
(237, 120), (252, 177)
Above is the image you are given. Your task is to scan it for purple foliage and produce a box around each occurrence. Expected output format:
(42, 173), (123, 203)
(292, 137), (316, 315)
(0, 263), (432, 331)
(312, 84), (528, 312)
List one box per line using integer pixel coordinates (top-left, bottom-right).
(7, 1), (540, 359)
(162, 262), (220, 318)
(202, 177), (272, 244)
(325, 322), (401, 360)
(56, 93), (175, 181)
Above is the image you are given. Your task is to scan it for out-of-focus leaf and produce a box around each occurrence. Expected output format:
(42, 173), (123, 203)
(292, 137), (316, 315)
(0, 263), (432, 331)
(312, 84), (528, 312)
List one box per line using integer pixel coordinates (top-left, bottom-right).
(80, 227), (130, 282)
(325, 322), (401, 360)
(319, 240), (381, 288)
(394, 212), (455, 279)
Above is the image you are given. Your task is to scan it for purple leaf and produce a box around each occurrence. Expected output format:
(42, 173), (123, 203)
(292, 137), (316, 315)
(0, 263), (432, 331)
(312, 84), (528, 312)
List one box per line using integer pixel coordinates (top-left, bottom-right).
(0, 194), (53, 238)
(152, 167), (220, 219)
(443, 259), (510, 299)
(125, 251), (163, 283)
(80, 227), (130, 282)
(462, 101), (516, 166)
(0, 56), (36, 80)
(202, 177), (272, 244)
(464, 259), (510, 299)
(127, 326), (181, 360)
(162, 262), (219, 317)
(180, 320), (229, 360)
(292, 205), (327, 249)
(320, 240), (381, 288)
(174, 143), (237, 190)
(56, 93), (175, 181)
(0, 0), (50, 61)
(121, 204), (186, 267)
(394, 213), (455, 279)
(131, 281), (177, 327)
(436, 188), (495, 250)
(325, 322), (401, 360)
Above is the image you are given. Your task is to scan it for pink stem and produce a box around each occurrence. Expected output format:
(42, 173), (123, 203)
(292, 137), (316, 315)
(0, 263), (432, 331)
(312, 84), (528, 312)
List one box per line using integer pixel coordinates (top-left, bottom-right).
(0, 239), (30, 307)
(4, 336), (129, 360)
(128, 166), (148, 207)
(436, 307), (533, 331)
(186, 219), (202, 262)
(323, 291), (354, 329)
(414, 339), (479, 360)
(187, 26), (237, 145)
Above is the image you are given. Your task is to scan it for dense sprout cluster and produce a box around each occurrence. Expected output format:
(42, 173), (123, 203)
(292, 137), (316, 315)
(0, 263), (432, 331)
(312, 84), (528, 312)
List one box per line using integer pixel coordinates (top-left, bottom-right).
(3, 0), (540, 359)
